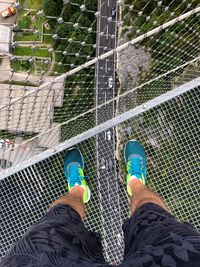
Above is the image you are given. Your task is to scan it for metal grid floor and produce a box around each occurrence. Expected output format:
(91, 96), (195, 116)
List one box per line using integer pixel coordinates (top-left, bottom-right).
(0, 86), (199, 264)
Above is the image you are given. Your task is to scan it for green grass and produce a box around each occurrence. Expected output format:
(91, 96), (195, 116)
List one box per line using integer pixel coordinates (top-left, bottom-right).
(19, 0), (25, 5)
(0, 130), (36, 141)
(10, 58), (51, 74)
(1, 80), (37, 86)
(15, 14), (47, 43)
(14, 32), (42, 42)
(15, 0), (47, 43)
(0, 131), (16, 140)
(43, 27), (53, 44)
(10, 60), (25, 72)
(14, 47), (49, 57)
(52, 63), (67, 75)
(18, 16), (31, 29)
(33, 61), (50, 74)
(26, 0), (43, 9)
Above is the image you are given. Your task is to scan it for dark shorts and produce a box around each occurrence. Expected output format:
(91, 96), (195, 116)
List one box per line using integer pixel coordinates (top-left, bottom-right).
(1, 203), (200, 267)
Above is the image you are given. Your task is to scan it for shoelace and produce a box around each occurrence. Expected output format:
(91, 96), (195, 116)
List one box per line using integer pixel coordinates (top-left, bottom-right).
(69, 164), (82, 186)
(128, 157), (144, 176)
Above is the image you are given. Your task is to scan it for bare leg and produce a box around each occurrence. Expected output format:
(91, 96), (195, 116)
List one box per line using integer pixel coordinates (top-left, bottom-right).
(130, 179), (168, 214)
(50, 186), (85, 219)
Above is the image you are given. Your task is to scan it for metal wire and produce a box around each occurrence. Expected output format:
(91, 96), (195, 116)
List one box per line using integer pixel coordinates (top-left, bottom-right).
(0, 86), (199, 263)
(0, 0), (200, 264)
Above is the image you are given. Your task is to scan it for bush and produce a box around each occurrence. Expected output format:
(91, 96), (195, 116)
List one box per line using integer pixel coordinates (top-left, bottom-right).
(42, 0), (63, 17)
(18, 16), (31, 29)
(21, 60), (31, 71)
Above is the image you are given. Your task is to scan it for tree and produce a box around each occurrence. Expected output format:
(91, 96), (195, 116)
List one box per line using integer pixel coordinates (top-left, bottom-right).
(42, 0), (63, 17)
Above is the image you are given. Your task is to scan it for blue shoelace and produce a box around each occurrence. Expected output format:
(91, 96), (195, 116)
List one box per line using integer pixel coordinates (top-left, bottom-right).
(69, 164), (82, 187)
(129, 157), (144, 177)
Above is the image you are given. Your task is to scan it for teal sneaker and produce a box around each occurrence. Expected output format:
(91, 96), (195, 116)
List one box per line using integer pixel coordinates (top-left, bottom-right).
(64, 147), (91, 203)
(124, 140), (147, 196)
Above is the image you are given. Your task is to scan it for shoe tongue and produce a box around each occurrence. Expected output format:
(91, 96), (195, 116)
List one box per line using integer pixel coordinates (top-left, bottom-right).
(129, 156), (143, 178)
(68, 162), (79, 170)
(69, 164), (81, 187)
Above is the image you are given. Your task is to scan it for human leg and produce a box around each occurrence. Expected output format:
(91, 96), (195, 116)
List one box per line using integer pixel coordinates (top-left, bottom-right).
(129, 179), (168, 214)
(50, 185), (85, 218)
(121, 140), (200, 267)
(0, 148), (107, 267)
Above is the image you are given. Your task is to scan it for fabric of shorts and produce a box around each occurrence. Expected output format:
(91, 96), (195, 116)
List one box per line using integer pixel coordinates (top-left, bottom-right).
(1, 203), (200, 267)
(120, 203), (200, 267)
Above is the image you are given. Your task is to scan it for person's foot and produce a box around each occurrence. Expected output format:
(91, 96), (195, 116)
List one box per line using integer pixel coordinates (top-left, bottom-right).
(64, 147), (91, 203)
(124, 140), (147, 196)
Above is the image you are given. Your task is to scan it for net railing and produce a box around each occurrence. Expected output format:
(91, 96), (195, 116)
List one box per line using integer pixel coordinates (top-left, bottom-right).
(0, 0), (200, 264)
(0, 0), (200, 171)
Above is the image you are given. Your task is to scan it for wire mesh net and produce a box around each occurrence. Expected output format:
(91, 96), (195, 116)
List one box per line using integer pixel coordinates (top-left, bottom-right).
(0, 0), (200, 170)
(0, 0), (200, 264)
(0, 86), (199, 263)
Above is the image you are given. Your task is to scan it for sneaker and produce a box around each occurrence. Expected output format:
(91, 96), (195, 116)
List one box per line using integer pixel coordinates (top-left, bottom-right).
(64, 147), (91, 203)
(124, 140), (147, 196)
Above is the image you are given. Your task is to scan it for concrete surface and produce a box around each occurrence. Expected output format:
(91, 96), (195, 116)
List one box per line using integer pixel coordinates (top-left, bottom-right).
(38, 122), (61, 148)
(0, 56), (65, 108)
(0, 25), (12, 54)
(0, 137), (44, 172)
(0, 84), (54, 133)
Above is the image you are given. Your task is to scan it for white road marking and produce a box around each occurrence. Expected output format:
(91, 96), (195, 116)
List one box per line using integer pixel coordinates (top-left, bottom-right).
(105, 60), (108, 73)
(106, 25), (109, 39)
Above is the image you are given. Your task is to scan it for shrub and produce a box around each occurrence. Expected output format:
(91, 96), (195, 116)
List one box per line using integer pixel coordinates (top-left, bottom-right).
(42, 0), (63, 17)
(18, 16), (31, 29)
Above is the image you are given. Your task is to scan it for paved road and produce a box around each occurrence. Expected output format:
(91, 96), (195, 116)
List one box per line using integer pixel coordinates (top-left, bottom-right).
(96, 0), (123, 263)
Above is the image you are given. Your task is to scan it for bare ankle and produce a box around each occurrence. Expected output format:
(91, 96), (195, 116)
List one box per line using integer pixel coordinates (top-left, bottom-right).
(50, 186), (85, 219)
(130, 183), (168, 214)
(129, 178), (144, 193)
(70, 185), (84, 199)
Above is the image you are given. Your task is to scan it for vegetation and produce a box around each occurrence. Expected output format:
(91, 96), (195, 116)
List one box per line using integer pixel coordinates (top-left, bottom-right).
(1, 80), (37, 87)
(53, 68), (95, 132)
(0, 130), (16, 140)
(10, 59), (50, 74)
(41, 0), (97, 74)
(14, 33), (41, 42)
(27, 0), (43, 9)
(18, 0), (43, 9)
(123, 0), (200, 76)
(42, 0), (63, 17)
(117, 88), (199, 228)
(18, 16), (31, 29)
(120, 0), (200, 103)
(11, 0), (98, 141)
(41, 0), (97, 131)
(14, 47), (49, 57)
(10, 60), (31, 72)
(119, 1), (200, 227)
(14, 0), (47, 42)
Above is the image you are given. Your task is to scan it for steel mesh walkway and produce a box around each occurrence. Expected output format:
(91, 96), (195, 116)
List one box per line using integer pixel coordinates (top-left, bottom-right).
(1, 83), (199, 263)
